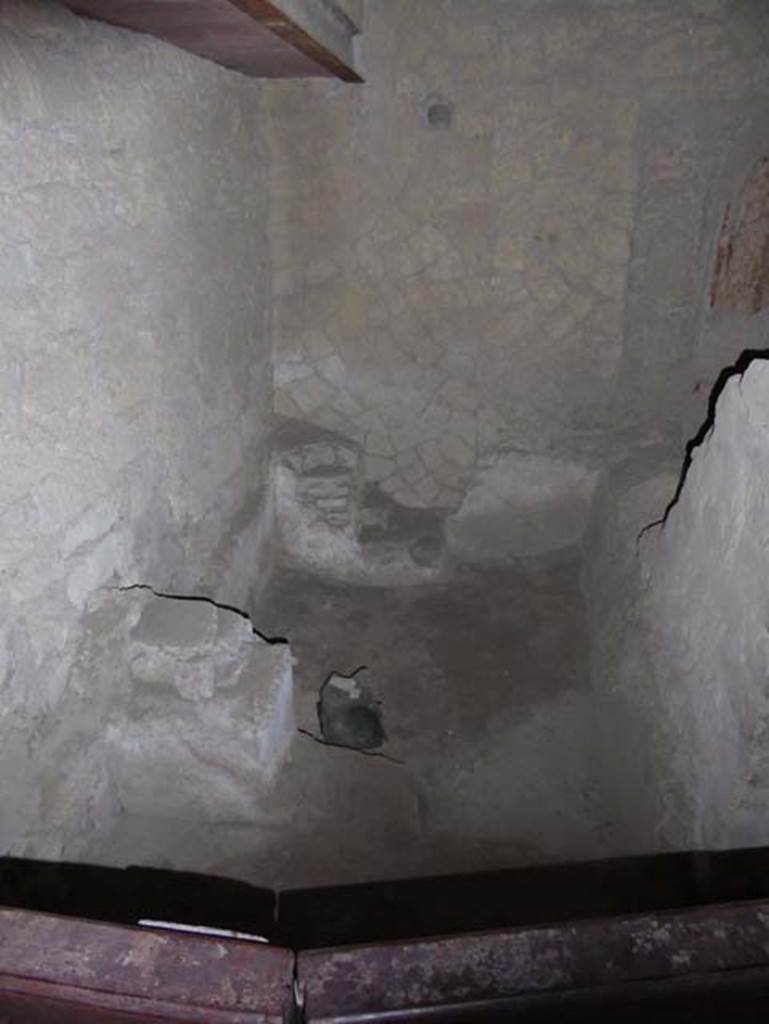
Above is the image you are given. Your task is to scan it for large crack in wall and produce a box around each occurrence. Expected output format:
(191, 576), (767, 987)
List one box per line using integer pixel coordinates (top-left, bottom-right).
(640, 347), (769, 540)
(117, 584), (289, 646)
(586, 357), (769, 854)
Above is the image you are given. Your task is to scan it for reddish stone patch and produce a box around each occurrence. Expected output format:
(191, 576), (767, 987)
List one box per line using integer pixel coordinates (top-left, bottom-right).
(711, 157), (769, 314)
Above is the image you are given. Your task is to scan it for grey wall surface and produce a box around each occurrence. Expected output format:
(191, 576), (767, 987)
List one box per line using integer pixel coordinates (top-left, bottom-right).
(585, 360), (769, 854)
(582, 86), (769, 853)
(265, 0), (769, 558)
(0, 0), (274, 858)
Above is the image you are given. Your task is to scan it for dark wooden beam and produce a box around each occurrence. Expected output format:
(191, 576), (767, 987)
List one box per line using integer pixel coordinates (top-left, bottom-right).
(230, 0), (362, 81)
(63, 0), (363, 82)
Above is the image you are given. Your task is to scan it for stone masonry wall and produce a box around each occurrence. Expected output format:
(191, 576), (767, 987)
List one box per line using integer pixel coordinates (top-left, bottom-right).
(0, 1), (273, 858)
(266, 0), (769, 535)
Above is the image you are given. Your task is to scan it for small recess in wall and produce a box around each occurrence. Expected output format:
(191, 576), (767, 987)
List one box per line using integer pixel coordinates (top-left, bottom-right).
(423, 93), (453, 130)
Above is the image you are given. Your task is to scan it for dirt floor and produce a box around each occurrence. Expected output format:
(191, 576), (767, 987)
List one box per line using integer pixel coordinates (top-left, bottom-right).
(93, 556), (617, 889)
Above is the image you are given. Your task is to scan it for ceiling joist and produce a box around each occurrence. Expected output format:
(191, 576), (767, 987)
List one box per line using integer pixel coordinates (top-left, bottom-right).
(63, 0), (363, 82)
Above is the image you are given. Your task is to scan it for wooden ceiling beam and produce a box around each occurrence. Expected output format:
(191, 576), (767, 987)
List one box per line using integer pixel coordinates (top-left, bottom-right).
(63, 0), (363, 82)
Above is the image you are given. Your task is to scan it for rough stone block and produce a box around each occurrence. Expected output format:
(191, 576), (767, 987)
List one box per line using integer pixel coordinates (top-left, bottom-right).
(111, 590), (295, 821)
(0, 0), (275, 857)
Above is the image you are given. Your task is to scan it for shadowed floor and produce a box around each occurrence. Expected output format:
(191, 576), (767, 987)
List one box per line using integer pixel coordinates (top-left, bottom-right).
(92, 555), (619, 888)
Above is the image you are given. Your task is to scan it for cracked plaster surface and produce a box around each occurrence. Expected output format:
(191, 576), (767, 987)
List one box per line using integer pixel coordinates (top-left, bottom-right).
(266, 0), (769, 510)
(584, 358), (769, 854)
(0, 0), (274, 857)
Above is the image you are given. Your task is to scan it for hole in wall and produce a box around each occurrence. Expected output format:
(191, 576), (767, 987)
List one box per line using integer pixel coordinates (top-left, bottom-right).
(317, 668), (386, 752)
(423, 93), (453, 129)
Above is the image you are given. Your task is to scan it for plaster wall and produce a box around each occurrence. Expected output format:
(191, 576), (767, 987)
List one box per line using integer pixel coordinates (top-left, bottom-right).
(585, 361), (769, 853)
(265, 0), (769, 558)
(583, 108), (769, 854)
(4, 0), (769, 873)
(583, 452), (681, 853)
(0, 1), (275, 858)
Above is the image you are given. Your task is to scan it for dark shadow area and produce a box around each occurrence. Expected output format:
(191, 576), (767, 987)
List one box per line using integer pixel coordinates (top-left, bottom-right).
(349, 971), (769, 1023)
(0, 857), (275, 937)
(277, 846), (769, 948)
(6, 846), (769, 950)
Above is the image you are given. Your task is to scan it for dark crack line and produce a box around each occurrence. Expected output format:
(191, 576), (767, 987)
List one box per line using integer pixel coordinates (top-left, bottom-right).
(115, 583), (288, 646)
(297, 728), (405, 766)
(118, 587), (404, 763)
(637, 347), (769, 544)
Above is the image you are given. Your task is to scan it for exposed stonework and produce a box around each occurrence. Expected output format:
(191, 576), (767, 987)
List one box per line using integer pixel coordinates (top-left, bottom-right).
(6, 586), (296, 863)
(111, 591), (294, 823)
(271, 420), (447, 583)
(272, 423), (365, 576)
(276, 424), (362, 532)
